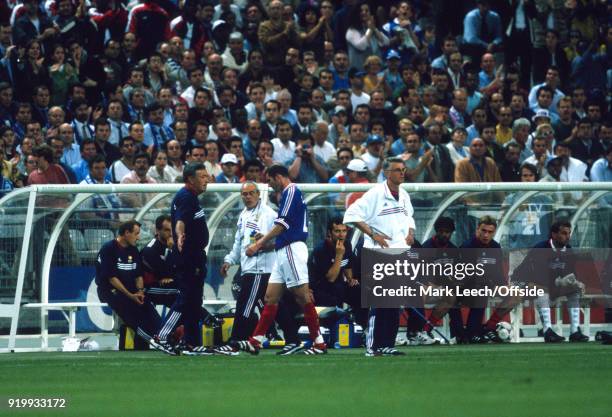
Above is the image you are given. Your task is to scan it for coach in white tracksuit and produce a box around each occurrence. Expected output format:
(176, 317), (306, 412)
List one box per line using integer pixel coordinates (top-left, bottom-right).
(344, 157), (416, 356)
(221, 182), (277, 343)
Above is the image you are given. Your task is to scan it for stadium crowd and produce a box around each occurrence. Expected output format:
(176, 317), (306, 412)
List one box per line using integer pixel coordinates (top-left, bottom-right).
(0, 0), (610, 197)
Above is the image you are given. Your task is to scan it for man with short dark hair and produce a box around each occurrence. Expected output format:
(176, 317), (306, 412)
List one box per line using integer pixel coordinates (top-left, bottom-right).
(28, 144), (70, 186)
(110, 137), (136, 183)
(144, 103), (175, 150)
(96, 221), (164, 350)
(459, 216), (504, 343)
(93, 118), (121, 167)
(216, 182), (301, 355)
(120, 153), (157, 207)
(80, 155), (120, 220)
(235, 165), (327, 355)
(71, 139), (98, 182)
(309, 217), (368, 329)
(482, 220), (588, 343)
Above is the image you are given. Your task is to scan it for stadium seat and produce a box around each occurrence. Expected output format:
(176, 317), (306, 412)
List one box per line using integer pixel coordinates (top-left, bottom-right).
(69, 229), (87, 252)
(84, 229), (115, 251)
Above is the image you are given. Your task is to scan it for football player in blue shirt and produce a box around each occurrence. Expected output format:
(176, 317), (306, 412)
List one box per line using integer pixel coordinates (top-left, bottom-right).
(236, 164), (327, 355)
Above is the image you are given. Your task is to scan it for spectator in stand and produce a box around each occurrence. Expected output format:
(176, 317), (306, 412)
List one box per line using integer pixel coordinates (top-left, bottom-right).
(446, 127), (470, 164)
(71, 139), (98, 183)
(590, 147), (612, 183)
(462, 0), (503, 62)
(120, 152), (157, 207)
(568, 118), (604, 168)
(216, 153), (239, 184)
(127, 0), (172, 60)
(257, 0), (300, 67)
(109, 137), (136, 184)
(455, 138), (501, 184)
(148, 150), (176, 184)
(28, 144), (70, 186)
(345, 2), (389, 71)
(500, 142), (522, 182)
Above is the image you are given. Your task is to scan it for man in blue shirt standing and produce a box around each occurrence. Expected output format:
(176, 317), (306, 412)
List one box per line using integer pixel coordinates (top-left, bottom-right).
(236, 164), (327, 355)
(462, 0), (503, 63)
(155, 162), (214, 355)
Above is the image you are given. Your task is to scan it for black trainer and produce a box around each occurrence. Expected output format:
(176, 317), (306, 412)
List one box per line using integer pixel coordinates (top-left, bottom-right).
(301, 343), (327, 355)
(469, 334), (489, 344)
(213, 344), (240, 356)
(543, 328), (565, 343)
(484, 329), (505, 343)
(569, 327), (589, 343)
(149, 337), (179, 356)
(181, 344), (216, 356)
(276, 342), (304, 355)
(379, 347), (406, 356)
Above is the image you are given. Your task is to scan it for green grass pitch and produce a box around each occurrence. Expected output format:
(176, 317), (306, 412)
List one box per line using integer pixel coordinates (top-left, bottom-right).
(1, 343), (611, 417)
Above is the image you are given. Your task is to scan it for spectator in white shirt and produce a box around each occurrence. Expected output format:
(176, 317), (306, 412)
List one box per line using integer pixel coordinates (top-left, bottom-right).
(312, 121), (335, 163)
(271, 119), (296, 166)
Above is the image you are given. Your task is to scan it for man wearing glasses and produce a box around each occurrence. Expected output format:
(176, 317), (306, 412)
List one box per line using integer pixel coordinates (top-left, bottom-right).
(344, 157), (416, 356)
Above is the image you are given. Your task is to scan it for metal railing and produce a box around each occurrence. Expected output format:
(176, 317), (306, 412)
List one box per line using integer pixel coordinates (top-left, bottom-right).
(1, 182), (611, 350)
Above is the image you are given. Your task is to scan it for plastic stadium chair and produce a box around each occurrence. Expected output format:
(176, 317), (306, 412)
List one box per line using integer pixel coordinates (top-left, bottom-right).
(69, 229), (87, 252)
(83, 229), (115, 251)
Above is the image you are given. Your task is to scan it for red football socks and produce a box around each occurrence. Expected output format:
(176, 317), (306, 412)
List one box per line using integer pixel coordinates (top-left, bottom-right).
(303, 302), (322, 342)
(252, 303), (278, 338)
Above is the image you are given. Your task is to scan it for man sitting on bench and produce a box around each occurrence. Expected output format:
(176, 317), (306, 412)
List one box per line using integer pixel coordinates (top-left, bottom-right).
(96, 220), (170, 353)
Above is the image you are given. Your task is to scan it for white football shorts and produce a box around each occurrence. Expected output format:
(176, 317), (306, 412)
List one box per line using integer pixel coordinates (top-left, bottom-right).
(268, 241), (309, 288)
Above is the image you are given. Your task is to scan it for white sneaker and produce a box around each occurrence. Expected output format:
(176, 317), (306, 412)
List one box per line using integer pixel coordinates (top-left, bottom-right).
(414, 331), (439, 345)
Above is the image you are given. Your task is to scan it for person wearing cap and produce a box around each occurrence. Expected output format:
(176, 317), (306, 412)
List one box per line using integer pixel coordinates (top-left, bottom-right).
(328, 105), (349, 147)
(361, 134), (385, 182)
(348, 69), (370, 110)
(379, 50), (403, 96)
(216, 153), (239, 183)
(345, 158), (370, 208)
(221, 32), (248, 74)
